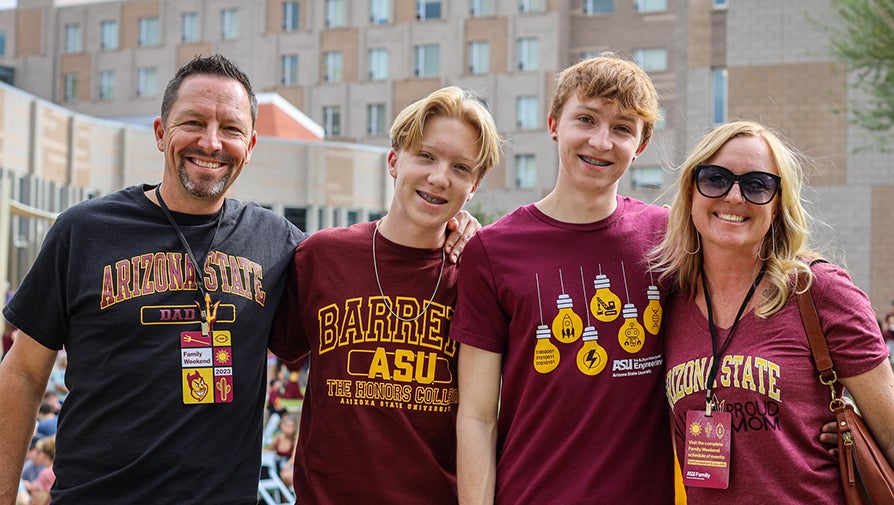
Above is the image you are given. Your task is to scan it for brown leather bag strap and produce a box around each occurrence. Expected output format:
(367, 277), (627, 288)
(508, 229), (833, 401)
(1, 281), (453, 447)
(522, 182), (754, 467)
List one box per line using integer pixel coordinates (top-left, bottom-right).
(795, 271), (837, 384)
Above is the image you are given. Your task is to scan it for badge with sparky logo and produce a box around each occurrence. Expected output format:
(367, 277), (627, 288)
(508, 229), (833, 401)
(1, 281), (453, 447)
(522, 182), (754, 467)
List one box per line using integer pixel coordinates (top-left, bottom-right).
(180, 293), (233, 404)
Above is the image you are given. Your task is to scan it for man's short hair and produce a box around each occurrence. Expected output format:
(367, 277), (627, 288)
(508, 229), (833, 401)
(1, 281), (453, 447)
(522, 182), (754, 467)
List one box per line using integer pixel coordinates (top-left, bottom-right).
(160, 54), (258, 126)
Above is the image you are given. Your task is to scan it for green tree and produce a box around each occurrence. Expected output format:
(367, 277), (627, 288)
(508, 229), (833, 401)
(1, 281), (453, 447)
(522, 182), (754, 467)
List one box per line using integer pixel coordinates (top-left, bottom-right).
(829, 0), (894, 149)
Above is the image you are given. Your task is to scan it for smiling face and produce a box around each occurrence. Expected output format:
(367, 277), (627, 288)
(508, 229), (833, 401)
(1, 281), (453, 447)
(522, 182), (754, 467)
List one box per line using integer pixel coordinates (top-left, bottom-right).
(153, 74), (257, 213)
(386, 116), (480, 245)
(691, 135), (778, 257)
(548, 95), (644, 197)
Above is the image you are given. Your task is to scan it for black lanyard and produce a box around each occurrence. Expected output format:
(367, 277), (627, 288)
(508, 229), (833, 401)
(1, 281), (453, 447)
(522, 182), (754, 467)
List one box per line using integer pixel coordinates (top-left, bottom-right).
(701, 263), (766, 415)
(155, 184), (224, 336)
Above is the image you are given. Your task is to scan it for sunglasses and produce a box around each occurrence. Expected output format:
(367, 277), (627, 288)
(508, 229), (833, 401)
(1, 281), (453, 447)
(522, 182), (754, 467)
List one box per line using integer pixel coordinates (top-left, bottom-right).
(693, 164), (781, 205)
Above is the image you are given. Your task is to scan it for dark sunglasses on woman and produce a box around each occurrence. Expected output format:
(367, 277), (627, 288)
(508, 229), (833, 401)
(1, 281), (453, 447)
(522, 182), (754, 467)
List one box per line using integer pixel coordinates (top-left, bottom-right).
(693, 164), (781, 205)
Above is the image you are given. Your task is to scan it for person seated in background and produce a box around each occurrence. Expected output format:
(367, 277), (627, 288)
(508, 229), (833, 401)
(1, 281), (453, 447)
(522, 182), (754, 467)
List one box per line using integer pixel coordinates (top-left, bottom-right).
(29, 436), (55, 505)
(35, 403), (57, 438)
(265, 415), (298, 476)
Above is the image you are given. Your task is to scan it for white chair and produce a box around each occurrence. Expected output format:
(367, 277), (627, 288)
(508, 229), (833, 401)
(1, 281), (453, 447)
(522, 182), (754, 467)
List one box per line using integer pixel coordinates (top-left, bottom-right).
(258, 451), (295, 505)
(263, 412), (281, 446)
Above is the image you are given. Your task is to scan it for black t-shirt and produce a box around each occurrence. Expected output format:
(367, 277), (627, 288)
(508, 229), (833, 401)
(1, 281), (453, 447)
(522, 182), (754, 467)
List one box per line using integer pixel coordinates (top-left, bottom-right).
(5, 185), (305, 504)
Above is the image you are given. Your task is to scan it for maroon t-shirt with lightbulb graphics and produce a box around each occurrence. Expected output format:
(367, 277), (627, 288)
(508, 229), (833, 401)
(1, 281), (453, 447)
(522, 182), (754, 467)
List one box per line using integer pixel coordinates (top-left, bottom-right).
(451, 199), (673, 505)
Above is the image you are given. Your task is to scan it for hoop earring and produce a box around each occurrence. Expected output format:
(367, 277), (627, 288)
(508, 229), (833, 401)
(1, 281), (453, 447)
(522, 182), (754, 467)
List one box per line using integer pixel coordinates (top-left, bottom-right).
(684, 232), (701, 255)
(758, 222), (776, 262)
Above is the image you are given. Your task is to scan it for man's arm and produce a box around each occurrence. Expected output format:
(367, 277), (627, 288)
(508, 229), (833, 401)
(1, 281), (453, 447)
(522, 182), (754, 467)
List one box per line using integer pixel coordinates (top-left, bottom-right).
(0, 331), (56, 504)
(456, 344), (502, 505)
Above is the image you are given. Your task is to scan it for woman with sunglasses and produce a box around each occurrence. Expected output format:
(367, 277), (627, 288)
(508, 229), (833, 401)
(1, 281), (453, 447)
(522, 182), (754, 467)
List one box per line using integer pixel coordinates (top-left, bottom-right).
(650, 121), (894, 503)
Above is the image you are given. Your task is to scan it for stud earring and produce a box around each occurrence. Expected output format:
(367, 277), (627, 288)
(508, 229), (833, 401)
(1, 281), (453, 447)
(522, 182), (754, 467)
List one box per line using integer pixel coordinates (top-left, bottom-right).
(551, 135), (558, 141)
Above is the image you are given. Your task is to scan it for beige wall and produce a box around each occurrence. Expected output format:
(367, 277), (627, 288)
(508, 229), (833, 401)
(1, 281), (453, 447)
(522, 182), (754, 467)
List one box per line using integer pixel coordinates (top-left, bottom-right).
(15, 7), (41, 57)
(728, 62), (848, 186)
(60, 52), (91, 102)
(321, 28), (359, 83)
(871, 185), (894, 316)
(120, 0), (159, 50)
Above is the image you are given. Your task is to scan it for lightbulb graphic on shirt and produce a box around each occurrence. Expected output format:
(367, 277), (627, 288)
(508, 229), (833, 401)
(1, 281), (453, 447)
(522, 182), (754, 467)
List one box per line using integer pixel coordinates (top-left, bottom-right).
(590, 272), (621, 323)
(552, 293), (583, 344)
(576, 326), (608, 376)
(534, 324), (560, 373)
(533, 273), (560, 374)
(644, 285), (663, 336)
(618, 303), (645, 353)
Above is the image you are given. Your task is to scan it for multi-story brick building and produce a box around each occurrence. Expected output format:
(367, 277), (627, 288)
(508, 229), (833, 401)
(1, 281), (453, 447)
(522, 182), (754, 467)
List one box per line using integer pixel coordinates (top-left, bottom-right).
(0, 0), (891, 316)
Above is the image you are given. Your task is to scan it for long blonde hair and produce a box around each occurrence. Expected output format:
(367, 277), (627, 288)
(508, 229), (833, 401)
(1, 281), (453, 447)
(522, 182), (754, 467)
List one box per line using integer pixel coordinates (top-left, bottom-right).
(649, 121), (817, 317)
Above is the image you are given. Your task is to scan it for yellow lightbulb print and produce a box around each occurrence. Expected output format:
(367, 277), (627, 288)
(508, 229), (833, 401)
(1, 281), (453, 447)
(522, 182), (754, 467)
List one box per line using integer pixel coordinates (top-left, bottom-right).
(645, 285), (663, 336)
(590, 274), (621, 323)
(576, 326), (608, 376)
(618, 303), (645, 353)
(551, 294), (583, 344)
(533, 325), (560, 374)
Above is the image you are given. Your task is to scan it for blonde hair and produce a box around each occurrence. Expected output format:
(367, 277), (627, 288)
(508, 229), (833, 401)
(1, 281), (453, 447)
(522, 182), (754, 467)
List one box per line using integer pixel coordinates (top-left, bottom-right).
(36, 435), (56, 461)
(390, 86), (502, 181)
(649, 121), (818, 317)
(549, 53), (661, 151)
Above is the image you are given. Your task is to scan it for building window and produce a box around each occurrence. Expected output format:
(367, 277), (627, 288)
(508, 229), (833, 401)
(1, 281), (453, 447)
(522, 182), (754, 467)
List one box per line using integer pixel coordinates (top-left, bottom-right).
(182, 12), (199, 42)
(367, 103), (386, 135)
(516, 96), (539, 129)
(100, 20), (118, 50)
(283, 1), (299, 31)
(64, 24), (81, 53)
(517, 37), (538, 71)
(468, 41), (489, 74)
(635, 0), (667, 12)
(583, 0), (613, 14)
(284, 207), (307, 230)
(417, 0), (442, 20)
(368, 48), (388, 80)
(99, 70), (115, 100)
(138, 17), (160, 46)
(324, 51), (343, 82)
(325, 0), (345, 27)
(370, 0), (389, 23)
(631, 166), (664, 189)
(632, 47), (668, 72)
(281, 54), (299, 85)
(323, 106), (341, 136)
(0, 32), (6, 56)
(137, 67), (158, 97)
(318, 207), (327, 228)
(519, 0), (544, 13)
(712, 67), (727, 125)
(515, 154), (536, 188)
(63, 73), (78, 101)
(470, 0), (493, 16)
(415, 44), (440, 77)
(222, 9), (239, 39)
(713, 0), (729, 8)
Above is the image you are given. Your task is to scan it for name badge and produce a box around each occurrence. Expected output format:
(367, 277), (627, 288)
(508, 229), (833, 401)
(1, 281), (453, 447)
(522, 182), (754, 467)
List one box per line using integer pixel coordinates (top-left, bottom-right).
(682, 409), (731, 489)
